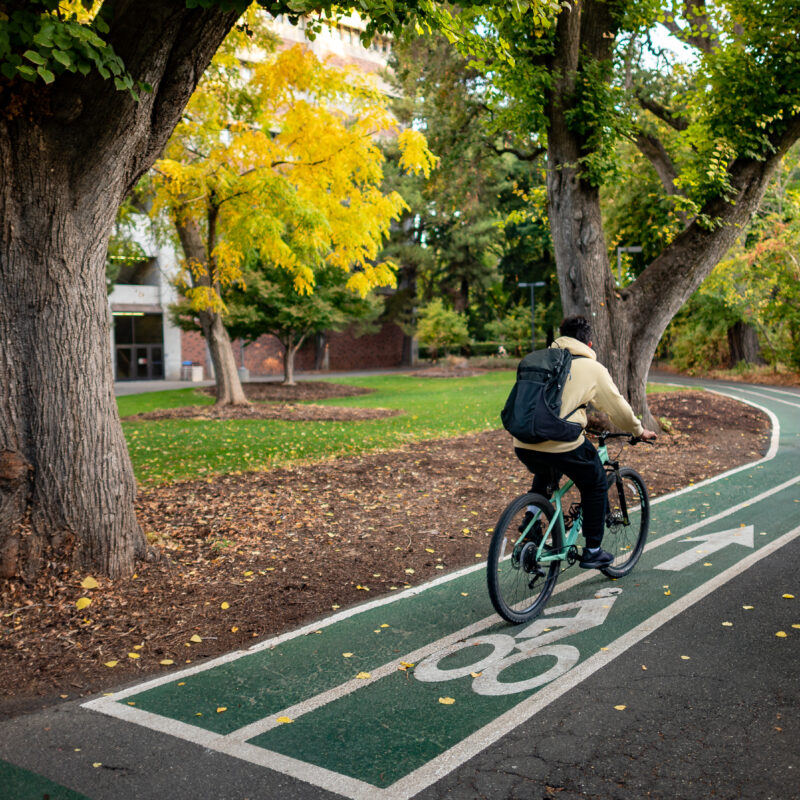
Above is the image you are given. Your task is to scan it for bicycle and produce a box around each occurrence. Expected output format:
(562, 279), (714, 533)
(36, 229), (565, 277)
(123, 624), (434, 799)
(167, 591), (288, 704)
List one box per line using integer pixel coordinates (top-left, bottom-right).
(487, 432), (651, 624)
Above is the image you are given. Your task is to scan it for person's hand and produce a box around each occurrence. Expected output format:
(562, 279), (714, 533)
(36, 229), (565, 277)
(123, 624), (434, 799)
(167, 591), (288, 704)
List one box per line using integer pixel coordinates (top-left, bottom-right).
(640, 429), (658, 441)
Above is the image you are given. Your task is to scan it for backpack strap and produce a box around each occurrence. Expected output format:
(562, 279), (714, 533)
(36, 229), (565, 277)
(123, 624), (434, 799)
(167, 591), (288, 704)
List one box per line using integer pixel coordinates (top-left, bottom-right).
(563, 353), (587, 420)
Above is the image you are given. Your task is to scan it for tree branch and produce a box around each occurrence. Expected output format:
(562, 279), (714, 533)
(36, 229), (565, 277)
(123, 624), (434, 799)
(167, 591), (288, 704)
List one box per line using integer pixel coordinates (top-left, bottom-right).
(488, 143), (545, 162)
(634, 131), (681, 196)
(659, 1), (720, 54)
(636, 93), (688, 132)
(66, 0), (239, 198)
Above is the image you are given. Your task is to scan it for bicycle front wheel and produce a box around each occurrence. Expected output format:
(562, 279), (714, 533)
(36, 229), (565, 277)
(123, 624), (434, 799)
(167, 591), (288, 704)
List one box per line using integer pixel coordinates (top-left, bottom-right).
(601, 467), (650, 578)
(487, 493), (561, 624)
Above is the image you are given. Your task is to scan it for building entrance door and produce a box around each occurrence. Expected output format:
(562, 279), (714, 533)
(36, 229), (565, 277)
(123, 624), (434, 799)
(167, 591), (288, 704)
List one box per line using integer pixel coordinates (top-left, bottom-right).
(114, 314), (164, 381)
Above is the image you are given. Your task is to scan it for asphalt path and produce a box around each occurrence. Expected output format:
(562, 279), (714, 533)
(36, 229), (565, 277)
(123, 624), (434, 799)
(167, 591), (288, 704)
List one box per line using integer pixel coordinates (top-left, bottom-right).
(2, 376), (798, 800)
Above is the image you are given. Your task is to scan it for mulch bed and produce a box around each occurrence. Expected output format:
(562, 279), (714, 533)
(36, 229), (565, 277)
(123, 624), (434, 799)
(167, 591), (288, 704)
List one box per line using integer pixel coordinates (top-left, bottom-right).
(125, 381), (399, 422)
(0, 390), (770, 719)
(127, 404), (401, 422)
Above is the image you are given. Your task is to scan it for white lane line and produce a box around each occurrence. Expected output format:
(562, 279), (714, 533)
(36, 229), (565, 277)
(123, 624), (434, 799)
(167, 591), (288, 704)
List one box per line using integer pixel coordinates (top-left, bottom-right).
(227, 472), (800, 742)
(650, 391), (779, 507)
(728, 384), (800, 399)
(732, 387), (800, 410)
(100, 519), (800, 800)
(384, 523), (800, 800)
(83, 387), (784, 711)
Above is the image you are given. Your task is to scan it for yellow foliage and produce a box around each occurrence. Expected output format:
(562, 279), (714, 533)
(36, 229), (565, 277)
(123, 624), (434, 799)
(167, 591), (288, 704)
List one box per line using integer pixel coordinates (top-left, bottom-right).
(398, 129), (440, 178)
(150, 27), (437, 311)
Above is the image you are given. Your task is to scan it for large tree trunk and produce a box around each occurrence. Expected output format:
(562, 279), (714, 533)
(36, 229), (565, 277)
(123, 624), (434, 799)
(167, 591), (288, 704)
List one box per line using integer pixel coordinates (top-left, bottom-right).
(0, 140), (145, 579)
(544, 0), (795, 430)
(0, 0), (238, 579)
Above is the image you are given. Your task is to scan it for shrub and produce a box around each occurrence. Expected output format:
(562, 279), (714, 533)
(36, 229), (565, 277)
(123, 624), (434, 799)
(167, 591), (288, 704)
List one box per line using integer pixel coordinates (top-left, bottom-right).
(416, 299), (470, 360)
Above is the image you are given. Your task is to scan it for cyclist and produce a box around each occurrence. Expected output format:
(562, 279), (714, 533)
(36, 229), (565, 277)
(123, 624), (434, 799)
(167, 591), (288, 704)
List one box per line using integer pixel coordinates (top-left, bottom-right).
(514, 315), (658, 569)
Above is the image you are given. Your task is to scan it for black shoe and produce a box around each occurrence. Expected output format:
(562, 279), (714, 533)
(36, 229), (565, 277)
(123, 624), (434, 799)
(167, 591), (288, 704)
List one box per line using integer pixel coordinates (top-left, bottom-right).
(579, 547), (614, 569)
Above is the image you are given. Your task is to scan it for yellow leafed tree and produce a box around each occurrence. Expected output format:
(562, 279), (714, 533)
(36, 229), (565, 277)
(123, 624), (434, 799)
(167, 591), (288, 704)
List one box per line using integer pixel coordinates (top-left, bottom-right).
(150, 18), (437, 403)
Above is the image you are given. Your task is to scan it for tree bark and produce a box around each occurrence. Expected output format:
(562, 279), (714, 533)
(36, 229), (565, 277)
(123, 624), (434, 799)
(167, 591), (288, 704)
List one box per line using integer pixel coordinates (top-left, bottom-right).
(0, 124), (145, 579)
(0, 0), (239, 578)
(543, 0), (798, 430)
(282, 339), (301, 386)
(175, 219), (249, 406)
(727, 321), (765, 366)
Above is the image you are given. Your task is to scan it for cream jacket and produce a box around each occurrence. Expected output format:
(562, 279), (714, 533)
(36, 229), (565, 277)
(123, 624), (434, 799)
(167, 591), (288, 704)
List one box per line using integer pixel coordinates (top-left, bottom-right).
(512, 336), (644, 453)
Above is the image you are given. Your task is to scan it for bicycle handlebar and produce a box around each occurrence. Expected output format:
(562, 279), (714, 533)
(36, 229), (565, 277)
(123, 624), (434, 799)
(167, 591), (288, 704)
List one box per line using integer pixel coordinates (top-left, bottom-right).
(587, 430), (655, 446)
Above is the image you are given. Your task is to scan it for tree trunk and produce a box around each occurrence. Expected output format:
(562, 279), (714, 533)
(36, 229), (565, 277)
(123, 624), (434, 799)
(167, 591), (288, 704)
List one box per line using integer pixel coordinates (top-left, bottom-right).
(543, 0), (793, 430)
(314, 332), (329, 371)
(0, 0), (239, 578)
(283, 340), (300, 386)
(0, 130), (144, 579)
(727, 322), (765, 366)
(176, 219), (249, 406)
(198, 311), (250, 405)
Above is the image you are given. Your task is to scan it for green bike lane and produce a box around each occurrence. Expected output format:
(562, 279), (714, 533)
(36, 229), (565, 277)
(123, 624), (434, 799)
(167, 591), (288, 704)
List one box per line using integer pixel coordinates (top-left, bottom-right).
(2, 382), (799, 799)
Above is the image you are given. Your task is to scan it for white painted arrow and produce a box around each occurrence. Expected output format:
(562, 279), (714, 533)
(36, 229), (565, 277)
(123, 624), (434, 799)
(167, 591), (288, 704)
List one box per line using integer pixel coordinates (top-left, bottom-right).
(654, 525), (755, 571)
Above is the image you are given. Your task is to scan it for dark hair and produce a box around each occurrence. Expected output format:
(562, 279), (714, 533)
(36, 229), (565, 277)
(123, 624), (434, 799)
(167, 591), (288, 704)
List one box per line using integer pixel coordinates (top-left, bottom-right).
(560, 315), (592, 345)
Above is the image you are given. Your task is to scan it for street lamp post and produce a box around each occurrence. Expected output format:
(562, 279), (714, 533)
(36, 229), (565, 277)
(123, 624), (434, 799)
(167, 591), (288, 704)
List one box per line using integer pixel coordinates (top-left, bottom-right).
(518, 281), (546, 352)
(615, 246), (642, 286)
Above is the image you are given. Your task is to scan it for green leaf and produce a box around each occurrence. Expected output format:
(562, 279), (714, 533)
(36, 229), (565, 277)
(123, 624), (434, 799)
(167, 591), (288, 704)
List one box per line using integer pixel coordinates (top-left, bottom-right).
(52, 49), (72, 67)
(23, 49), (47, 66)
(37, 65), (55, 84)
(16, 64), (36, 79)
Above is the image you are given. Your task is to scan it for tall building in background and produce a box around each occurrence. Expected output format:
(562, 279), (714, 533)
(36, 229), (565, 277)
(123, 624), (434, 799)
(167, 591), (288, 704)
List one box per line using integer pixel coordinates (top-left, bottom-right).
(108, 14), (401, 382)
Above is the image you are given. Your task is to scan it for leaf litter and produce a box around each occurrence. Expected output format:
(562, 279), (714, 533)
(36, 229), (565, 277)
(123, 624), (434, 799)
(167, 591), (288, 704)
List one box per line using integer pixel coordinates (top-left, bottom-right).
(0, 390), (770, 717)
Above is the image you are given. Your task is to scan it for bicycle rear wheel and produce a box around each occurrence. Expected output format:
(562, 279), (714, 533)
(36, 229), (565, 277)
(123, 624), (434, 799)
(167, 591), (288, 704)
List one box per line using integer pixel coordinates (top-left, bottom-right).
(601, 467), (650, 578)
(487, 493), (561, 624)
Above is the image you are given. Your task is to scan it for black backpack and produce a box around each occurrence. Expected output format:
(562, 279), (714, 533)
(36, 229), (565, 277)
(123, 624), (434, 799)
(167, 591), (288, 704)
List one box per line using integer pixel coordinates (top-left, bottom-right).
(500, 348), (586, 444)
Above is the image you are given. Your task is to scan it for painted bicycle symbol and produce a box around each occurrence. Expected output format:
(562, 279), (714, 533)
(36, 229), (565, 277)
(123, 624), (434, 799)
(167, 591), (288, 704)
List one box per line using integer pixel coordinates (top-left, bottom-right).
(414, 587), (623, 696)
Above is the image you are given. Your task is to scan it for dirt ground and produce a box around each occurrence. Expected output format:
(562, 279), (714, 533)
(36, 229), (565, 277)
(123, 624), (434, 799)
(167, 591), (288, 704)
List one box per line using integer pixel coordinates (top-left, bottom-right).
(0, 389), (770, 719)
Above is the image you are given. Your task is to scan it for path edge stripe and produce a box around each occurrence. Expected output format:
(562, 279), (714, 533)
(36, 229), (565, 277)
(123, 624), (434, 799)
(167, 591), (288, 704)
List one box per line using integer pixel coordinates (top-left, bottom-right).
(224, 471), (800, 740)
(648, 388), (779, 507)
(81, 384), (782, 708)
(383, 522), (800, 800)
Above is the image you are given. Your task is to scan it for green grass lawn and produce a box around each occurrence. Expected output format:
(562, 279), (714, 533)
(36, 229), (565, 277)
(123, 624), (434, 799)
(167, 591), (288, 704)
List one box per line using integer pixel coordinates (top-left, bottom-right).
(120, 373), (515, 484)
(119, 374), (677, 485)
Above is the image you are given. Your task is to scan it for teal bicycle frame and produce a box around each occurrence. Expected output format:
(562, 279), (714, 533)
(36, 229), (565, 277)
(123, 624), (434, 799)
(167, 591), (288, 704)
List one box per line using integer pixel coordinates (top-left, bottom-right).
(514, 437), (617, 564)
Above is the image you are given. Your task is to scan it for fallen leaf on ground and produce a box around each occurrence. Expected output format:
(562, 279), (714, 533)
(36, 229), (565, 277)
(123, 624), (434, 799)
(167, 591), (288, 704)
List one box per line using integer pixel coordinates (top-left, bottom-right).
(356, 672), (371, 679)
(75, 597), (91, 611)
(190, 634), (202, 643)
(614, 705), (626, 711)
(775, 631), (788, 638)
(160, 659), (174, 666)
(216, 707), (227, 713)
(104, 661), (118, 668)
(276, 716), (293, 724)
(439, 697), (455, 705)
(81, 577), (99, 590)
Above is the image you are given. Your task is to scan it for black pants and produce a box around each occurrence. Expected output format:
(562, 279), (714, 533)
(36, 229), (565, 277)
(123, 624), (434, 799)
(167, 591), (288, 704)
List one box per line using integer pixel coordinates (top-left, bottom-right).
(514, 440), (608, 548)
